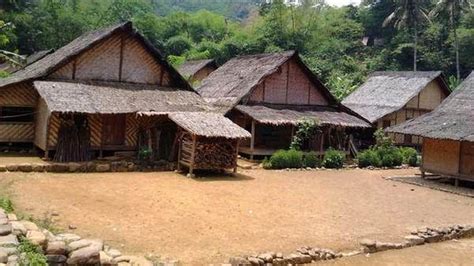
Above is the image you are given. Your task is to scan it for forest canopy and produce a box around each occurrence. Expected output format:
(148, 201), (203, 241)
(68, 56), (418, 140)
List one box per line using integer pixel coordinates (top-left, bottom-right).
(1, 0), (473, 99)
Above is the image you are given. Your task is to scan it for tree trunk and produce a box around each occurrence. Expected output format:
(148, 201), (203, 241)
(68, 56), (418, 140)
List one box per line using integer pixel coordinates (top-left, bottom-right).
(413, 19), (418, 72)
(454, 28), (460, 79)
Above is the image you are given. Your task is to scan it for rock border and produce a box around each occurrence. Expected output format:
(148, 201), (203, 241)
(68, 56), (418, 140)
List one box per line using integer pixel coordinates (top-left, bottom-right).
(0, 208), (177, 266)
(0, 161), (175, 174)
(226, 224), (474, 266)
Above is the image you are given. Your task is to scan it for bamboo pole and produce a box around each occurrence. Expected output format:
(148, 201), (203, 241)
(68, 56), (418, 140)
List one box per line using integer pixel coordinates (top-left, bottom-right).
(250, 120), (255, 160)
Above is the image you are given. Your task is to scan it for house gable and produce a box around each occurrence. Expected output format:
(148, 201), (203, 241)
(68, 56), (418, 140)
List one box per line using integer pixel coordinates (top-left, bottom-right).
(48, 31), (173, 86)
(248, 57), (329, 106)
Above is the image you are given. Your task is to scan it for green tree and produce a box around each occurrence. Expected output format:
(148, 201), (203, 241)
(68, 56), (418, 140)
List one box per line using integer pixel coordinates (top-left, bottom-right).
(383, 0), (430, 71)
(430, 0), (473, 79)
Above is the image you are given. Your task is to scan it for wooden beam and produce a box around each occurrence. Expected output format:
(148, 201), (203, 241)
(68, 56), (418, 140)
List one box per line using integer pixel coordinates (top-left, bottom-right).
(72, 60), (77, 80)
(119, 35), (125, 82)
(250, 120), (256, 160)
(234, 139), (240, 174)
(189, 134), (197, 176)
(177, 132), (182, 171)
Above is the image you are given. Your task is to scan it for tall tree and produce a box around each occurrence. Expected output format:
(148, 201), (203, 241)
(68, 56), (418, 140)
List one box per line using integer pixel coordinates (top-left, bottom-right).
(430, 0), (472, 79)
(383, 0), (430, 71)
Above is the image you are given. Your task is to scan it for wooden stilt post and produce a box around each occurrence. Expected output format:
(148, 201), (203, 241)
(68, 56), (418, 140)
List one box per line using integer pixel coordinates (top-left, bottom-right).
(454, 178), (459, 187)
(189, 134), (197, 177)
(177, 133), (182, 171)
(44, 150), (50, 161)
(250, 120), (256, 160)
(234, 139), (240, 174)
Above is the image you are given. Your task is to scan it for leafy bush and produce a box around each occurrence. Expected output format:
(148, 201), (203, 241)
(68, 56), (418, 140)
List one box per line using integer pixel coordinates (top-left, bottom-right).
(322, 148), (345, 169)
(0, 197), (14, 213)
(290, 118), (320, 150)
(262, 157), (272, 169)
(400, 147), (418, 166)
(302, 151), (320, 168)
(357, 149), (381, 168)
(18, 237), (47, 266)
(377, 147), (403, 167)
(268, 149), (303, 169)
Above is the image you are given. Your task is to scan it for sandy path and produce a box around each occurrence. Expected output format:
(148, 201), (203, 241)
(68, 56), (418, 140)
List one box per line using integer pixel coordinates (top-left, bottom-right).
(1, 168), (473, 264)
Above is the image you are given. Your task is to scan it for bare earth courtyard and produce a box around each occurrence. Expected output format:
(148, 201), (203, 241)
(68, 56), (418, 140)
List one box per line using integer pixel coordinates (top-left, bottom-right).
(0, 168), (473, 264)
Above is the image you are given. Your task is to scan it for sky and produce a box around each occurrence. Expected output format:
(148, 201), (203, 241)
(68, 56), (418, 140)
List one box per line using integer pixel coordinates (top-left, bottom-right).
(326, 0), (362, 6)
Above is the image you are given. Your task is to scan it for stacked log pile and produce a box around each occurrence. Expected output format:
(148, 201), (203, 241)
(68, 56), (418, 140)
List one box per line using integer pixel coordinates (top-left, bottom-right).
(54, 115), (90, 162)
(180, 134), (237, 170)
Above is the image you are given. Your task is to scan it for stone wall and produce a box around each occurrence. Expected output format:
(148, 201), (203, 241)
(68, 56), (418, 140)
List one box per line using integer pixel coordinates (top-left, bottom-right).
(0, 208), (167, 266)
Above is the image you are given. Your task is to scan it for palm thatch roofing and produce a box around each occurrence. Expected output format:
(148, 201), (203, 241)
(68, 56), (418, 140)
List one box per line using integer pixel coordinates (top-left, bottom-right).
(168, 112), (251, 139)
(236, 105), (371, 128)
(197, 50), (339, 113)
(0, 49), (53, 74)
(387, 72), (474, 142)
(177, 59), (217, 79)
(0, 22), (192, 91)
(35, 81), (207, 114)
(342, 71), (449, 123)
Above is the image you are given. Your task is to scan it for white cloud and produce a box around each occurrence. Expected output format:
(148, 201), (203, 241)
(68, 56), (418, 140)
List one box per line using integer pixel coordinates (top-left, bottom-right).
(325, 0), (361, 6)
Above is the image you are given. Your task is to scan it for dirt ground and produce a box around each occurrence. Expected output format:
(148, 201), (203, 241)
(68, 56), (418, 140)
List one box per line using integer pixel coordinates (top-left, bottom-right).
(0, 168), (473, 264)
(321, 238), (474, 265)
(0, 154), (45, 165)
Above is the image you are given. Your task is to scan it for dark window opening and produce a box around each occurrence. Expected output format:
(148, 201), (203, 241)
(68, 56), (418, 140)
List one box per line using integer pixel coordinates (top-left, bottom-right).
(382, 120), (391, 129)
(0, 107), (35, 123)
(404, 134), (412, 144)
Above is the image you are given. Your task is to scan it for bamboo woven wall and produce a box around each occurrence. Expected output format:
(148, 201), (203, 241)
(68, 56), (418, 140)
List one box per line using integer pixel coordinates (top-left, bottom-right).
(0, 83), (37, 107)
(34, 99), (50, 150)
(423, 138), (460, 175)
(248, 58), (328, 106)
(0, 123), (35, 142)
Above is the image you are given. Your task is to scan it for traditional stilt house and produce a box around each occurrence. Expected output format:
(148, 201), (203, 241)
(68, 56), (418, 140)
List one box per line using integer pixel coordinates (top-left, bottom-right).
(387, 72), (474, 183)
(197, 51), (371, 159)
(0, 22), (250, 172)
(342, 71), (450, 146)
(177, 59), (217, 85)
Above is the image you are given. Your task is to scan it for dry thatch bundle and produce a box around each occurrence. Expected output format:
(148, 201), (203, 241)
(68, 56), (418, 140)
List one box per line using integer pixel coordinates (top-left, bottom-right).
(177, 59), (216, 79)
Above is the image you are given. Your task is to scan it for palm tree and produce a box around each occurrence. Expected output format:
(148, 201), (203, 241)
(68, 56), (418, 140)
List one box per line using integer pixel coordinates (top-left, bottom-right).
(383, 0), (430, 71)
(430, 0), (473, 79)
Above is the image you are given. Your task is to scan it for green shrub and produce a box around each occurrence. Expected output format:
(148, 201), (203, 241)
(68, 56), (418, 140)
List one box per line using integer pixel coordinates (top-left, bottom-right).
(322, 148), (345, 169)
(378, 147), (403, 167)
(262, 157), (272, 169)
(400, 147), (418, 166)
(18, 237), (48, 266)
(302, 151), (320, 168)
(357, 149), (381, 168)
(268, 149), (303, 169)
(0, 197), (14, 213)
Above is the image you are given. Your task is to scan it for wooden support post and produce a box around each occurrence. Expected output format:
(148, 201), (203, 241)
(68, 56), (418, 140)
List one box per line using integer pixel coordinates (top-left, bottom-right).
(177, 134), (182, 171)
(250, 120), (256, 160)
(189, 134), (197, 176)
(454, 178), (459, 187)
(234, 139), (240, 174)
(44, 150), (50, 161)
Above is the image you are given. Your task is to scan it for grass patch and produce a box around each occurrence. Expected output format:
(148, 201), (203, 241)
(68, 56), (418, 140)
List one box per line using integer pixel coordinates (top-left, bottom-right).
(0, 197), (14, 213)
(18, 237), (48, 266)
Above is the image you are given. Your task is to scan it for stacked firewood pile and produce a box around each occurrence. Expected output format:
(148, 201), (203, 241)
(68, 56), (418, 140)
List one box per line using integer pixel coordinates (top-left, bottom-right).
(54, 115), (90, 162)
(193, 138), (238, 169)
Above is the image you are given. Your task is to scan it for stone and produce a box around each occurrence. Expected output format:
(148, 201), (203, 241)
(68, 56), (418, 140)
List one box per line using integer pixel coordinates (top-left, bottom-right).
(272, 258), (286, 266)
(31, 164), (45, 172)
(0, 248), (17, 256)
(257, 253), (273, 263)
(68, 239), (103, 252)
(275, 252), (283, 259)
(246, 257), (263, 265)
(47, 163), (69, 173)
(0, 221), (6, 226)
(113, 256), (132, 263)
(17, 164), (32, 172)
(359, 239), (376, 247)
(10, 222), (26, 236)
(46, 254), (67, 264)
(5, 214), (16, 222)
(107, 248), (122, 258)
(0, 251), (7, 264)
(26, 230), (47, 247)
(229, 257), (251, 266)
(129, 256), (153, 266)
(0, 235), (18, 247)
(375, 242), (399, 252)
(67, 246), (100, 265)
(68, 224), (77, 230)
(404, 235), (425, 246)
(0, 166), (6, 172)
(7, 254), (18, 263)
(46, 241), (66, 255)
(96, 164), (111, 172)
(5, 165), (17, 172)
(0, 225), (11, 236)
(20, 221), (39, 231)
(68, 162), (83, 172)
(100, 251), (114, 265)
(55, 233), (81, 243)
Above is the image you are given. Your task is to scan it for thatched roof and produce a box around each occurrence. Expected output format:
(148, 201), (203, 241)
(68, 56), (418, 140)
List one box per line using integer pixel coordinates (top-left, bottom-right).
(197, 51), (338, 113)
(35, 81), (207, 114)
(0, 22), (192, 91)
(0, 50), (53, 74)
(168, 112), (251, 139)
(178, 59), (216, 78)
(387, 72), (474, 142)
(235, 104), (371, 128)
(342, 71), (449, 123)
